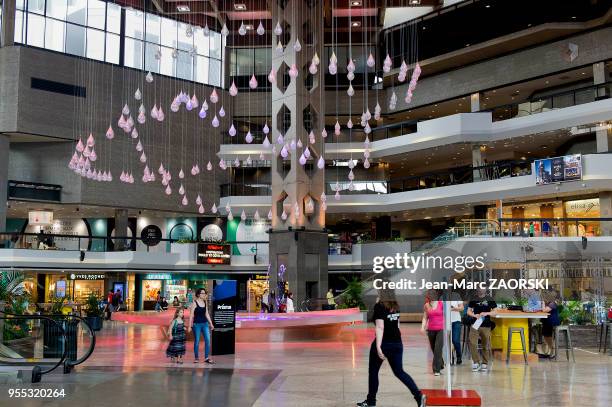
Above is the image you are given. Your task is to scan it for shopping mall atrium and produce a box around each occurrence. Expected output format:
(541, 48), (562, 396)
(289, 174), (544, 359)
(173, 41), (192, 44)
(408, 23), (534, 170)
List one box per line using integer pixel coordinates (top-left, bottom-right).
(0, 0), (611, 406)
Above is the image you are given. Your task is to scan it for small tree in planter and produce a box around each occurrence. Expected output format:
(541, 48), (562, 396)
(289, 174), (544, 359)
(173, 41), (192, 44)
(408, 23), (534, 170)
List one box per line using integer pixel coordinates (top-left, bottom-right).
(337, 277), (366, 310)
(84, 293), (104, 331)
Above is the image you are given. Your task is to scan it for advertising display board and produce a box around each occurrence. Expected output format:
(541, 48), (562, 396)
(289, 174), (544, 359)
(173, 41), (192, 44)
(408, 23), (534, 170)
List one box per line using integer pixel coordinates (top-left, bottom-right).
(141, 225), (162, 246)
(211, 280), (237, 356)
(197, 243), (231, 264)
(535, 154), (582, 185)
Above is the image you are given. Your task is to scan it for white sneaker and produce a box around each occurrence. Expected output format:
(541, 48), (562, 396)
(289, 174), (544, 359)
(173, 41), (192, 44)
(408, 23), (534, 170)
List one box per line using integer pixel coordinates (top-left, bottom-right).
(434, 372), (441, 376)
(480, 364), (488, 372)
(472, 363), (480, 372)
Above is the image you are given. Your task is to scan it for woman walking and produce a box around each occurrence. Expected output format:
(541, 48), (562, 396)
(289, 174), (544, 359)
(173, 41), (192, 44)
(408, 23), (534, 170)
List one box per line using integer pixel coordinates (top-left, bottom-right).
(357, 291), (426, 407)
(166, 308), (186, 364)
(421, 289), (445, 376)
(187, 288), (215, 364)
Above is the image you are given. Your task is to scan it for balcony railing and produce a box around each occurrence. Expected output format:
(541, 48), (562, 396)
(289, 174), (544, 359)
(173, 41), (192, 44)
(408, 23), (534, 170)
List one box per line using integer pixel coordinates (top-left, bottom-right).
(220, 183), (272, 198)
(486, 81), (611, 122)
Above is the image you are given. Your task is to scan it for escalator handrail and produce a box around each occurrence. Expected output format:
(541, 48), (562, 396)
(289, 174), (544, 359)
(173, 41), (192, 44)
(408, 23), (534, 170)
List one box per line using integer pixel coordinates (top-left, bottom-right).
(0, 311), (68, 376)
(33, 313), (96, 367)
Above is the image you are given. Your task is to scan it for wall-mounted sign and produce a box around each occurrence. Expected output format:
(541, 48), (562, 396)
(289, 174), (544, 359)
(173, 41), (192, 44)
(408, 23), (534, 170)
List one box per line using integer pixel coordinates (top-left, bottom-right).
(55, 280), (66, 298)
(198, 243), (231, 265)
(143, 273), (173, 280)
(68, 273), (105, 280)
(564, 198), (600, 218)
(28, 211), (53, 225)
(141, 225), (162, 246)
(535, 154), (582, 185)
(201, 224), (224, 242)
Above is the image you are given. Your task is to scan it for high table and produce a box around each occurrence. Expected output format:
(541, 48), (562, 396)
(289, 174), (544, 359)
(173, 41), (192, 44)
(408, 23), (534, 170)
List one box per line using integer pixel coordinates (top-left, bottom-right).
(490, 310), (549, 362)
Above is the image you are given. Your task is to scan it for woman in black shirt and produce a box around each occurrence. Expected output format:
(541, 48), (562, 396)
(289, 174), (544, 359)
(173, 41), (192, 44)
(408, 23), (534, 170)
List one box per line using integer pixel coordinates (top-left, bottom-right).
(357, 293), (426, 407)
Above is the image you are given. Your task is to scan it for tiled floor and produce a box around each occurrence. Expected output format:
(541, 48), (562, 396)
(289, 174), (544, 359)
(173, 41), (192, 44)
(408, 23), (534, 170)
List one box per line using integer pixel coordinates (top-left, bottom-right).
(1, 320), (611, 406)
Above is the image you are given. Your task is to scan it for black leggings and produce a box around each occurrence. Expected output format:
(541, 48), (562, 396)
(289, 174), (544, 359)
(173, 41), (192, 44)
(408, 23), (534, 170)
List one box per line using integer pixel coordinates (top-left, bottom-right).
(367, 340), (422, 405)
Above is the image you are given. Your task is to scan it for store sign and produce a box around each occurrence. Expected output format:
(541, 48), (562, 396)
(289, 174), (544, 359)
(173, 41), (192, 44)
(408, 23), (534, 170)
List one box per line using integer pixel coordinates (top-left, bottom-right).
(564, 198), (600, 218)
(29, 211), (53, 225)
(535, 154), (582, 185)
(143, 273), (172, 280)
(141, 225), (162, 246)
(227, 219), (270, 257)
(212, 280), (237, 356)
(68, 273), (105, 280)
(197, 243), (231, 265)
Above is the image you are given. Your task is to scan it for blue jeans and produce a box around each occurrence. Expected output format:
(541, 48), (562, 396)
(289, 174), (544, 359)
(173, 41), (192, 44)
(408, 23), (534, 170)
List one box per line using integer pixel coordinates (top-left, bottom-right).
(367, 341), (422, 405)
(193, 322), (210, 360)
(452, 321), (462, 361)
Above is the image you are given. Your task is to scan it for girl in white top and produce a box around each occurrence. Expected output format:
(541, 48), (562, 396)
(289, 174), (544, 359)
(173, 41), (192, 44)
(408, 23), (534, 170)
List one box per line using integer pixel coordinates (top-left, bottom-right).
(286, 292), (295, 313)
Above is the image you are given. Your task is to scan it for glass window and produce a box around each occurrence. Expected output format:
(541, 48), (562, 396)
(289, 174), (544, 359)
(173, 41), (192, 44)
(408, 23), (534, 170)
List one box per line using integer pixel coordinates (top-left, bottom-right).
(66, 0), (87, 26)
(176, 50), (193, 80)
(144, 42), (160, 73)
(105, 33), (120, 64)
(26, 13), (45, 47)
(176, 22), (192, 51)
(45, 19), (66, 52)
(65, 23), (86, 56)
(194, 29), (209, 56)
(14, 10), (25, 43)
(145, 13), (161, 43)
(86, 28), (105, 60)
(124, 37), (143, 69)
(160, 17), (176, 47)
(88, 0), (106, 30)
(46, 0), (68, 20)
(235, 48), (253, 76)
(254, 48), (271, 75)
(209, 58), (221, 87)
(16, 0), (26, 10)
(28, 0), (45, 15)
(106, 2), (121, 34)
(209, 32), (221, 60)
(195, 55), (209, 84)
(159, 46), (174, 76)
(125, 8), (144, 40)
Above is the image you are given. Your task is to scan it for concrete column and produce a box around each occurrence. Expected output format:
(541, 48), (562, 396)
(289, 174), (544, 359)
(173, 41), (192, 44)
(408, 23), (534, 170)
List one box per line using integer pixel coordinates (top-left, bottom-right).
(472, 144), (484, 181)
(592, 61), (609, 100)
(596, 125), (612, 153)
(269, 0), (328, 308)
(0, 135), (9, 233)
(114, 208), (129, 251)
(1, 0), (16, 47)
(470, 92), (481, 112)
(599, 192), (612, 236)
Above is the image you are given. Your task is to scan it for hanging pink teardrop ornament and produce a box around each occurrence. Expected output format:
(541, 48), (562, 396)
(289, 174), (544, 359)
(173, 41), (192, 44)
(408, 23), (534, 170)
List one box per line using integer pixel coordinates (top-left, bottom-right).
(76, 138), (85, 153)
(249, 74), (258, 89)
(212, 115), (220, 128)
(228, 124), (237, 137)
(229, 81), (238, 96)
(268, 68), (276, 84)
(210, 89), (219, 104)
(245, 131), (253, 144)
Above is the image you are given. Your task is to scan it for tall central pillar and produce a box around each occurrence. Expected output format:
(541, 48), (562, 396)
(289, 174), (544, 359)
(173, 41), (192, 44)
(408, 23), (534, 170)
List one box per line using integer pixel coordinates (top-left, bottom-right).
(269, 0), (328, 309)
(0, 135), (9, 234)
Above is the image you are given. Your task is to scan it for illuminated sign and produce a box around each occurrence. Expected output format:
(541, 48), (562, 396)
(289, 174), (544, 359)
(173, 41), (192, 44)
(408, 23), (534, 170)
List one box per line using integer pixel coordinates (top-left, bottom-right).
(29, 211), (53, 225)
(143, 273), (173, 280)
(198, 243), (231, 265)
(68, 273), (105, 280)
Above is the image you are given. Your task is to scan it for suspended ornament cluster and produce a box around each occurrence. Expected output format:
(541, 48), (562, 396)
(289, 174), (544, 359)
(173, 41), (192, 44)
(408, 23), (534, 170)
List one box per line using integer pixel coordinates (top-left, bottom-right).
(68, 134), (113, 182)
(404, 63), (422, 104)
(383, 53), (392, 73)
(328, 51), (338, 75)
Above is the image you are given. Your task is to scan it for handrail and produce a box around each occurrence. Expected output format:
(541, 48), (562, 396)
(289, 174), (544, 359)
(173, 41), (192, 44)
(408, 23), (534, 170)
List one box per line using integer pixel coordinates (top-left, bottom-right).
(0, 311), (68, 381)
(44, 314), (96, 368)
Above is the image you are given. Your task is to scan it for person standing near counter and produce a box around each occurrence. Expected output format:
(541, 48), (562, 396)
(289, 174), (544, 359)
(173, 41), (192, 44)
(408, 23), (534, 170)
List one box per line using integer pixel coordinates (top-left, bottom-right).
(541, 291), (560, 358)
(187, 288), (215, 364)
(467, 289), (497, 372)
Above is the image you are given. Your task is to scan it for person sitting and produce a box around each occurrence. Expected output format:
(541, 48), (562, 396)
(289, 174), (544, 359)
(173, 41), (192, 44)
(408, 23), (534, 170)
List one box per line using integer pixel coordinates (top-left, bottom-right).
(172, 296), (181, 307)
(160, 297), (169, 311)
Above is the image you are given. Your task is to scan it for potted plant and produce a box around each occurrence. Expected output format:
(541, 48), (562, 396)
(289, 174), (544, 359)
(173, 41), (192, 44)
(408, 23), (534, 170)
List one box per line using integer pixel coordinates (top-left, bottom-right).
(84, 293), (104, 331)
(337, 277), (367, 320)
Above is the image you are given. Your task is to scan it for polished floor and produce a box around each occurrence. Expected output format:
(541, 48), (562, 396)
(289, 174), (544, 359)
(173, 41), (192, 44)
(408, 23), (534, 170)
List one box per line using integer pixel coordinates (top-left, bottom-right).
(1, 321), (611, 406)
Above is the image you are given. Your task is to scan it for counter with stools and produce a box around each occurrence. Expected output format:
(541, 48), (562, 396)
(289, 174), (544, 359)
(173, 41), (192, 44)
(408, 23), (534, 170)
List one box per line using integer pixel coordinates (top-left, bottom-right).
(491, 310), (549, 363)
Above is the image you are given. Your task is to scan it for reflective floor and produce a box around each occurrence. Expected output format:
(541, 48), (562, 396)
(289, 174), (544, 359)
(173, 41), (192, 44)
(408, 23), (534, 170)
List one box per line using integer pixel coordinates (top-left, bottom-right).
(1, 321), (611, 406)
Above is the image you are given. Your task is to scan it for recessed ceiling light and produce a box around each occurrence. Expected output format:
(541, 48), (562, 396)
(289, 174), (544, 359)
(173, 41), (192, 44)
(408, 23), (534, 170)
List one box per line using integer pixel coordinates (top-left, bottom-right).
(245, 24), (254, 30)
(351, 21), (361, 27)
(410, 0), (421, 5)
(485, 4), (491, 8)
(571, 16), (576, 19)
(351, 0), (362, 5)
(234, 3), (247, 11)
(176, 5), (190, 12)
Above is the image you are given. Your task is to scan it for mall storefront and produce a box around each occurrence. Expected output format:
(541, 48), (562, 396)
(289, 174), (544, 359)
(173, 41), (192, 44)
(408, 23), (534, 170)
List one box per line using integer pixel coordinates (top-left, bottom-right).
(489, 196), (603, 236)
(133, 272), (269, 311)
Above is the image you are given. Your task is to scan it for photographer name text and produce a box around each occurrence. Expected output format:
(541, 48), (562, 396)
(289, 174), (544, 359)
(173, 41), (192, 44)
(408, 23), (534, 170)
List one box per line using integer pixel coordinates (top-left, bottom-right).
(373, 278), (549, 291)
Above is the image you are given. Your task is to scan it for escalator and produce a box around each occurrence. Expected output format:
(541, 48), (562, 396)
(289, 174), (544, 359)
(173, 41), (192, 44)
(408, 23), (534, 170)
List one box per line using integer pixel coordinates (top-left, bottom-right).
(0, 312), (96, 383)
